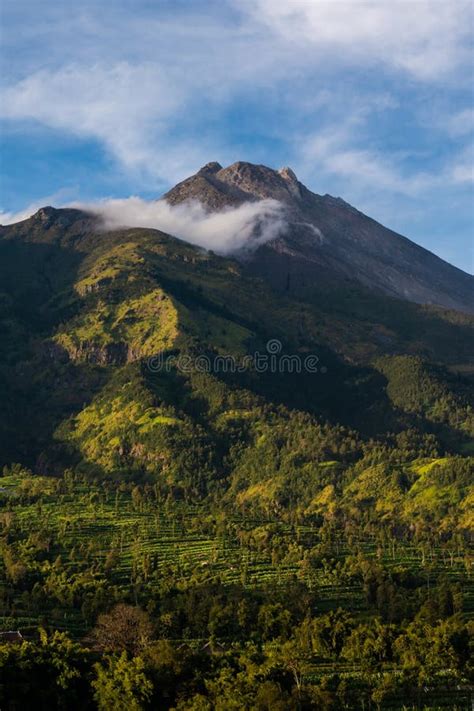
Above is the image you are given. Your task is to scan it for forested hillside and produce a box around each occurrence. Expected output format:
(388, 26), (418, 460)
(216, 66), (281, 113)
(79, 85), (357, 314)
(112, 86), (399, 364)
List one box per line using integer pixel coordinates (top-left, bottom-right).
(0, 207), (473, 709)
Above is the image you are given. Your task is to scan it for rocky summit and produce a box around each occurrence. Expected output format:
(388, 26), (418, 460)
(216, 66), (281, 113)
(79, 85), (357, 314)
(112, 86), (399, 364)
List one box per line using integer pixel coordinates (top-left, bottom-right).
(165, 161), (474, 314)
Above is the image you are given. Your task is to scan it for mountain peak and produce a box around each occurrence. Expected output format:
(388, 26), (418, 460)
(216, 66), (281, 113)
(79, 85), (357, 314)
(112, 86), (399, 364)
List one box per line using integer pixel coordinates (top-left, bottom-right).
(278, 166), (298, 183)
(197, 161), (222, 175)
(163, 160), (473, 313)
(30, 205), (90, 230)
(35, 206), (58, 221)
(217, 162), (303, 202)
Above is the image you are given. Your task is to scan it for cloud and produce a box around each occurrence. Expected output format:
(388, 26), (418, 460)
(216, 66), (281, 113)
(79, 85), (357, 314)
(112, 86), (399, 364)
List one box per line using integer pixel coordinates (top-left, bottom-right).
(0, 188), (76, 225)
(0, 0), (472, 271)
(298, 122), (428, 196)
(1, 196), (287, 255)
(445, 108), (474, 137)
(1, 0), (472, 184)
(0, 6), (294, 182)
(0, 202), (46, 225)
(85, 197), (287, 253)
(451, 163), (474, 184)
(298, 110), (474, 196)
(245, 0), (473, 81)
(449, 144), (474, 185)
(320, 147), (437, 195)
(0, 63), (205, 182)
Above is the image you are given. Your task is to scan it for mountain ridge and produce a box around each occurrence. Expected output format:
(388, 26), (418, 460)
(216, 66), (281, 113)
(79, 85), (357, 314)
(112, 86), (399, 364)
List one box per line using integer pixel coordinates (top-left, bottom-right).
(164, 161), (474, 314)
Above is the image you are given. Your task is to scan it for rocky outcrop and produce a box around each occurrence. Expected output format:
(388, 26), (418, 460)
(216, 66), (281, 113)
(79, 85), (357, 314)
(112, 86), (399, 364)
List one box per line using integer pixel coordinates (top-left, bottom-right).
(50, 339), (145, 366)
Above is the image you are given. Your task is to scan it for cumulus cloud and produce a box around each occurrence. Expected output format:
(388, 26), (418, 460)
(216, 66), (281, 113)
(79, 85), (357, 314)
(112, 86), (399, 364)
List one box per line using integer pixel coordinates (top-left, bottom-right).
(1, 196), (287, 255)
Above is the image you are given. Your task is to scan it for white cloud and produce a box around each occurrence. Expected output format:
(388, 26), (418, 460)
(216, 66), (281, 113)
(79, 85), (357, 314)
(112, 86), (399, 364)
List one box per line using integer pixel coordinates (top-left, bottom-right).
(320, 147), (437, 194)
(299, 123), (415, 195)
(451, 163), (474, 184)
(0, 196), (288, 255)
(0, 0), (472, 271)
(1, 63), (203, 181)
(298, 113), (474, 196)
(445, 108), (474, 137)
(84, 197), (287, 253)
(449, 144), (474, 184)
(0, 188), (76, 225)
(0, 202), (45, 225)
(0, 6), (293, 181)
(1, 0), (472, 185)
(245, 0), (473, 81)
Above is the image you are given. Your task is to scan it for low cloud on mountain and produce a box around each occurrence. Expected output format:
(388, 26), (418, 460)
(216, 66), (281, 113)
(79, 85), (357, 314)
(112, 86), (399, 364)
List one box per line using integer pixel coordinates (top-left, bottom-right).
(1, 196), (286, 255)
(75, 197), (287, 254)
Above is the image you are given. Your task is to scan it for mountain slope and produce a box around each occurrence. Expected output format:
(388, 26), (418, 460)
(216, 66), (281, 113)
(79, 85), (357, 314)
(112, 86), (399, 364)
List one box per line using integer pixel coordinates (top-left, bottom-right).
(164, 161), (474, 314)
(0, 206), (473, 479)
(1, 175), (473, 710)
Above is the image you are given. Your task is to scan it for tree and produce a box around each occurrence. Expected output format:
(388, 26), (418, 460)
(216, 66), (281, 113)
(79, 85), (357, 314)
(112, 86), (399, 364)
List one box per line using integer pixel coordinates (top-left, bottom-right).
(0, 629), (90, 709)
(394, 617), (470, 685)
(91, 604), (154, 655)
(257, 603), (291, 640)
(92, 652), (153, 711)
(310, 609), (354, 659)
(254, 680), (296, 710)
(342, 620), (395, 670)
(265, 638), (311, 697)
(371, 672), (399, 710)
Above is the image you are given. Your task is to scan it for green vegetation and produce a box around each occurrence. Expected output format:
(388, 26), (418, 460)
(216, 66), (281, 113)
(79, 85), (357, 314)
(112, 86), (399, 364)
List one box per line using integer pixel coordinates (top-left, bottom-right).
(0, 210), (472, 708)
(0, 471), (472, 709)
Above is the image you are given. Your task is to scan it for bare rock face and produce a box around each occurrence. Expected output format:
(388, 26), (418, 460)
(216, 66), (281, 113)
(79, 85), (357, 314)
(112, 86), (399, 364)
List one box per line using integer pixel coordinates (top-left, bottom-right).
(198, 162), (223, 175)
(164, 161), (305, 208)
(163, 161), (474, 314)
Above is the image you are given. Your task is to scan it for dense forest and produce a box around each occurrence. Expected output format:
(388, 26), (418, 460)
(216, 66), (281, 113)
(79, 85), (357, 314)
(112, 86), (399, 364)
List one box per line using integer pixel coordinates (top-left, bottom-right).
(0, 209), (472, 709)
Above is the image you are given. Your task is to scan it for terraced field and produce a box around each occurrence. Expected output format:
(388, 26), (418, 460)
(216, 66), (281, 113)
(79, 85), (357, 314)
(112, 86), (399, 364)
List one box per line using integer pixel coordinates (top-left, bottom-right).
(1, 474), (472, 638)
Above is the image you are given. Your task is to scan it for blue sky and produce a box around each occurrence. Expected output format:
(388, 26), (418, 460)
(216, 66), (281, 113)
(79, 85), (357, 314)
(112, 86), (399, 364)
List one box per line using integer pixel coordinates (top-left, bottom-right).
(1, 0), (473, 271)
